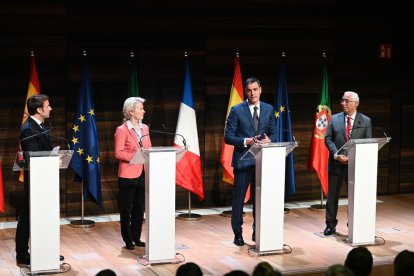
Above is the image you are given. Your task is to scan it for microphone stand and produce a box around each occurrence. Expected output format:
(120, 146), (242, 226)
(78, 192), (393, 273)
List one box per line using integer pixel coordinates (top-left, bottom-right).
(70, 181), (95, 228)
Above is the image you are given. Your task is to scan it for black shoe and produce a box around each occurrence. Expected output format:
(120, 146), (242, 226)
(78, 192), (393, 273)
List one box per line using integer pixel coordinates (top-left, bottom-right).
(233, 234), (244, 246)
(134, 240), (146, 247)
(252, 231), (256, 242)
(16, 255), (30, 266)
(324, 226), (336, 236)
(60, 255), (64, 261)
(125, 243), (135, 250)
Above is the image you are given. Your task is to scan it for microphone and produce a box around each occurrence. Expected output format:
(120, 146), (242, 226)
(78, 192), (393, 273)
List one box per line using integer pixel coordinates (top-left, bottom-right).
(350, 124), (388, 139)
(160, 123), (187, 148)
(49, 134), (71, 150)
(336, 125), (389, 156)
(138, 124), (187, 149)
(20, 119), (53, 142)
(21, 129), (71, 150)
(20, 121), (70, 150)
(149, 129), (187, 148)
(138, 134), (146, 148)
(20, 128), (51, 143)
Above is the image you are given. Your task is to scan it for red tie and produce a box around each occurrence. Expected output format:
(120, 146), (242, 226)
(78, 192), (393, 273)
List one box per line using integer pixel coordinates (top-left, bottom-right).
(346, 116), (352, 140)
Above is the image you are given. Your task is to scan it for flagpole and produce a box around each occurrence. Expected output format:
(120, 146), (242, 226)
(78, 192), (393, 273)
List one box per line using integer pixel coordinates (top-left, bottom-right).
(70, 181), (95, 228)
(70, 50), (96, 228)
(176, 51), (202, 221)
(310, 52), (328, 212)
(280, 51), (291, 215)
(310, 188), (326, 211)
(177, 191), (202, 221)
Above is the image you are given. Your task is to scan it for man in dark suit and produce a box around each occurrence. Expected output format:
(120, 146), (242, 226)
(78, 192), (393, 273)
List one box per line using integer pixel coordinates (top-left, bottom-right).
(224, 77), (278, 246)
(324, 91), (372, 236)
(16, 94), (54, 265)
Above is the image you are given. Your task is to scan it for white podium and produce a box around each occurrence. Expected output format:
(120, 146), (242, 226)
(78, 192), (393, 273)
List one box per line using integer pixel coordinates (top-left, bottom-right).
(242, 141), (298, 255)
(130, 146), (186, 265)
(21, 150), (73, 272)
(337, 137), (390, 245)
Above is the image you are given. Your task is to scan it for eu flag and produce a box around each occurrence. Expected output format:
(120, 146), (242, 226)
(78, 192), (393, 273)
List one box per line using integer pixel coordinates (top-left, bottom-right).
(70, 62), (102, 206)
(274, 62), (296, 198)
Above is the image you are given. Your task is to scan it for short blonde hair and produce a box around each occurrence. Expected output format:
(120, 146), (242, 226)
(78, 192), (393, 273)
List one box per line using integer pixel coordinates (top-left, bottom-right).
(122, 97), (146, 120)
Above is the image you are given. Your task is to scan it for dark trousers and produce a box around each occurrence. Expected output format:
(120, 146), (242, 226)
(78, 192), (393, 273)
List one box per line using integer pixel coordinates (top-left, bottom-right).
(15, 181), (30, 258)
(118, 173), (145, 246)
(231, 166), (256, 235)
(326, 165), (348, 228)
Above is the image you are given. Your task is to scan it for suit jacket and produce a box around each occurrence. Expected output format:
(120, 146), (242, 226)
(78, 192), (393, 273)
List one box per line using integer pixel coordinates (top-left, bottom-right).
(20, 116), (54, 187)
(20, 117), (53, 153)
(224, 101), (278, 169)
(325, 112), (372, 172)
(114, 122), (151, 178)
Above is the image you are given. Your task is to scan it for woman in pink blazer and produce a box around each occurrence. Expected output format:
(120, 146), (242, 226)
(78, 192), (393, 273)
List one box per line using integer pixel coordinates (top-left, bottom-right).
(114, 97), (151, 250)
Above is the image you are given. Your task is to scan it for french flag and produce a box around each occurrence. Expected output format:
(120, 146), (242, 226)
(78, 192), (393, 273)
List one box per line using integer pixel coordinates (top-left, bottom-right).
(174, 55), (204, 201)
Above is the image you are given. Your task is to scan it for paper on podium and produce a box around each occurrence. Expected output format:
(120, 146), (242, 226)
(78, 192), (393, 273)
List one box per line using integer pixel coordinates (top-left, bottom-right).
(57, 150), (74, 169)
(130, 146), (187, 165)
(336, 137), (391, 157)
(240, 141), (299, 161)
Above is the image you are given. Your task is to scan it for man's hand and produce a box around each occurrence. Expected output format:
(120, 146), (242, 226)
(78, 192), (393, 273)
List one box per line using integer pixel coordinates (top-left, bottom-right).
(258, 133), (271, 144)
(246, 135), (262, 146)
(336, 154), (348, 164)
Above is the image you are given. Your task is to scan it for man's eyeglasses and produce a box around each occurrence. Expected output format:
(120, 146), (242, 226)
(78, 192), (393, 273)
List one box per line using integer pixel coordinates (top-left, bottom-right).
(340, 99), (356, 104)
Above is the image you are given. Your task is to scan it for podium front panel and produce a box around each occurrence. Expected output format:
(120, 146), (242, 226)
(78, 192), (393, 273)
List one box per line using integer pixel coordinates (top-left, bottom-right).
(256, 146), (286, 252)
(348, 143), (378, 245)
(145, 150), (176, 262)
(29, 156), (60, 271)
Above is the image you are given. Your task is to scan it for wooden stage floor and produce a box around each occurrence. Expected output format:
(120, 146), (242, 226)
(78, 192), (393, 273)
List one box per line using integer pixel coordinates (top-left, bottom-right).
(0, 194), (413, 275)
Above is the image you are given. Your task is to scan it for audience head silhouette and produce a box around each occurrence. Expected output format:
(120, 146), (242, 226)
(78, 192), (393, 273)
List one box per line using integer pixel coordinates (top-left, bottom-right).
(224, 270), (249, 276)
(95, 269), (116, 276)
(344, 246), (373, 276)
(325, 264), (353, 276)
(394, 249), (414, 276)
(176, 262), (203, 276)
(252, 261), (281, 276)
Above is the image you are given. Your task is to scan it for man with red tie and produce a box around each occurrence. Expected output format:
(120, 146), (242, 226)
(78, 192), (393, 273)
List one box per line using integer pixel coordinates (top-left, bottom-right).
(323, 91), (372, 236)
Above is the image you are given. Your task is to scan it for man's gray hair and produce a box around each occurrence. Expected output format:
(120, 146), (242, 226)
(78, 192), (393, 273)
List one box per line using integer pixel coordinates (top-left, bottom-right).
(343, 91), (360, 103)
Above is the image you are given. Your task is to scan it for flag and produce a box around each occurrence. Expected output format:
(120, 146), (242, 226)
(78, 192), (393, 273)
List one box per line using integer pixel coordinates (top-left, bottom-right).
(0, 160), (4, 212)
(274, 62), (296, 198)
(175, 55), (204, 200)
(220, 56), (244, 184)
(17, 53), (41, 182)
(127, 52), (139, 97)
(69, 62), (102, 206)
(307, 63), (331, 195)
(220, 55), (251, 202)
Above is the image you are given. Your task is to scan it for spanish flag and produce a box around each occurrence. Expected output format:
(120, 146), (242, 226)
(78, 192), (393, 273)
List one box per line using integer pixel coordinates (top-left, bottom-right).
(17, 52), (41, 182)
(220, 55), (244, 185)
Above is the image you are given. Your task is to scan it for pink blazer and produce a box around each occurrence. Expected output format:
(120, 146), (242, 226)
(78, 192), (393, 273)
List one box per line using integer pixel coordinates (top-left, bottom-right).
(114, 122), (152, 178)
